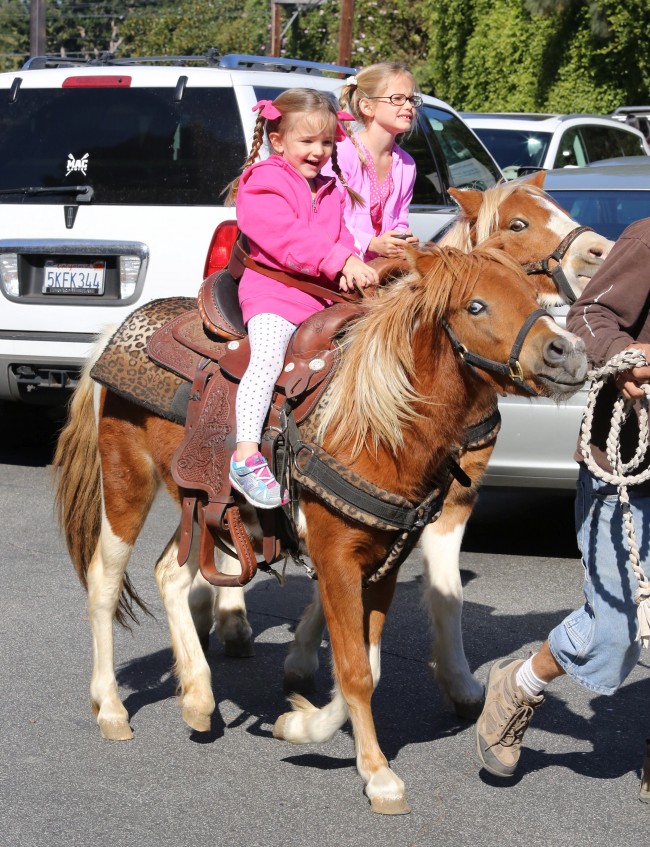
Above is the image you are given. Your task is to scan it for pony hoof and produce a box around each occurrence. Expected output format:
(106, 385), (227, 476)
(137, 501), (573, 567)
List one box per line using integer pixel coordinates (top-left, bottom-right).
(99, 719), (134, 741)
(283, 671), (314, 695)
(224, 637), (255, 658)
(452, 689), (485, 722)
(182, 706), (211, 733)
(272, 712), (289, 740)
(369, 796), (411, 815)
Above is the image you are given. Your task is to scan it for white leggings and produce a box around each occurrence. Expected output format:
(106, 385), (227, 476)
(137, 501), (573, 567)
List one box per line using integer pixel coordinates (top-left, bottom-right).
(236, 312), (297, 444)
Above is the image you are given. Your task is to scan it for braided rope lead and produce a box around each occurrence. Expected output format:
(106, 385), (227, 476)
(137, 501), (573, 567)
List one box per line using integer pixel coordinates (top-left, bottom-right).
(579, 348), (650, 647)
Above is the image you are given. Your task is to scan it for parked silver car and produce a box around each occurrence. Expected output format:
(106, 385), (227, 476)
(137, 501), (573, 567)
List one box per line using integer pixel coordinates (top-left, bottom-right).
(462, 112), (650, 179)
(484, 161), (650, 487)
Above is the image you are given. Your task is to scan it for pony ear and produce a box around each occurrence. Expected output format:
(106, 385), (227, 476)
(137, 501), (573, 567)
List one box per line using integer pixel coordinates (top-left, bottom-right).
(448, 187), (483, 221)
(518, 170), (546, 189)
(413, 243), (443, 277)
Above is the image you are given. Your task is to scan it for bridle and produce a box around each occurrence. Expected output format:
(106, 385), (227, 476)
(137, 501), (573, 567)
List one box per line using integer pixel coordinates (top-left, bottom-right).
(522, 224), (593, 305)
(446, 223), (591, 389)
(442, 308), (549, 397)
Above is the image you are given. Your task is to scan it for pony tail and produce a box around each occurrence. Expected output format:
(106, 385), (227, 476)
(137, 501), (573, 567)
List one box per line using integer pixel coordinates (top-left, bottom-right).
(331, 144), (364, 208)
(224, 114), (267, 205)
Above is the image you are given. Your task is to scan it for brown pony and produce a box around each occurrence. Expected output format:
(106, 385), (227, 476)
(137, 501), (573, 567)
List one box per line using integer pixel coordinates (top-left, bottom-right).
(54, 242), (588, 813)
(284, 172), (613, 717)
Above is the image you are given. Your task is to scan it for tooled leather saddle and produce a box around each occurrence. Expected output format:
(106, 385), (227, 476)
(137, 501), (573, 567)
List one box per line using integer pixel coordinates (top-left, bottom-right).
(148, 241), (403, 589)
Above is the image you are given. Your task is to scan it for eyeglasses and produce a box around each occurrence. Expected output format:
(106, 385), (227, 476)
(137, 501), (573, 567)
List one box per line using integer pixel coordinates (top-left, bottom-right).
(364, 93), (423, 108)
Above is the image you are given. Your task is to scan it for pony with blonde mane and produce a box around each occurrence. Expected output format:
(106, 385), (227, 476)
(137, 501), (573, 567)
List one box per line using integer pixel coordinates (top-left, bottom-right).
(54, 240), (588, 813)
(283, 172), (613, 716)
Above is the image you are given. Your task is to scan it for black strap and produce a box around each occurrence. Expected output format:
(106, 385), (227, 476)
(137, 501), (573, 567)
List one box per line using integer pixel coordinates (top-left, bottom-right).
(523, 225), (593, 305)
(284, 408), (466, 531)
(441, 308), (548, 397)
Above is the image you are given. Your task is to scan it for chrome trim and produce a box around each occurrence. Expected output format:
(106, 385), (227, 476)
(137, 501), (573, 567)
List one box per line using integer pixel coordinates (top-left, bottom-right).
(0, 239), (149, 306)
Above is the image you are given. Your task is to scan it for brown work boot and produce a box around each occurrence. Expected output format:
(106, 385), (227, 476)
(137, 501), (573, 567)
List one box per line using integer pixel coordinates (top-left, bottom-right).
(640, 739), (650, 804)
(476, 658), (544, 778)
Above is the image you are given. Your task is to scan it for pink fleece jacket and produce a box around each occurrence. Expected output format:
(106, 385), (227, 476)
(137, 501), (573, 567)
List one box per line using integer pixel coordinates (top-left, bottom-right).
(235, 156), (356, 326)
(322, 134), (416, 259)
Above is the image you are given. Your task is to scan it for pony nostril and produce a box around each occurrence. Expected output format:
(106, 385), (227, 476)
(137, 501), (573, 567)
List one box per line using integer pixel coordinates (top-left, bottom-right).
(545, 335), (570, 364)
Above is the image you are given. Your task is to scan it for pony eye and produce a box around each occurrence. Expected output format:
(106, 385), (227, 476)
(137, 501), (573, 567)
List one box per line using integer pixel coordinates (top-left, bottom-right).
(509, 218), (528, 232)
(467, 299), (486, 315)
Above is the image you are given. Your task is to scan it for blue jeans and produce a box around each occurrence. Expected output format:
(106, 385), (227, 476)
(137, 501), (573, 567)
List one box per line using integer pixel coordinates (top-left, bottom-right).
(548, 465), (647, 695)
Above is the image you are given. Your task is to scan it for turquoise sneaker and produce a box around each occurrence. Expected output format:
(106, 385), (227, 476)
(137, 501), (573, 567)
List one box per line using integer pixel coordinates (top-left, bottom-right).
(229, 452), (288, 509)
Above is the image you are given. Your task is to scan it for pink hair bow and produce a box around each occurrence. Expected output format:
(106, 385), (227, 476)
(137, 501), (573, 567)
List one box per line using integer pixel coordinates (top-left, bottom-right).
(336, 110), (355, 141)
(252, 100), (282, 120)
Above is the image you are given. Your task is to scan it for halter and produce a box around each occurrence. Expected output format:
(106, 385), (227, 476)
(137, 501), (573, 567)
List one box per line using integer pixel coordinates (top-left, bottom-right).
(522, 224), (593, 305)
(441, 308), (549, 396)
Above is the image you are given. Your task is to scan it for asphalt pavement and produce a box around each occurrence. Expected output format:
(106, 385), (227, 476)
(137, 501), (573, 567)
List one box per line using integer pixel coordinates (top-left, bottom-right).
(1, 402), (648, 847)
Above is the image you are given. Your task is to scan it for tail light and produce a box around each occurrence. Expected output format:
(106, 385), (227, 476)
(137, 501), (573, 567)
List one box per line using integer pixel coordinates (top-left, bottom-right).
(204, 220), (238, 278)
(63, 76), (132, 88)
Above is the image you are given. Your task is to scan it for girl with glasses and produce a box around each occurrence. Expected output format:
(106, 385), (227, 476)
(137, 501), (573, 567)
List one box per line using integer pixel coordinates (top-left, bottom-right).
(322, 62), (421, 261)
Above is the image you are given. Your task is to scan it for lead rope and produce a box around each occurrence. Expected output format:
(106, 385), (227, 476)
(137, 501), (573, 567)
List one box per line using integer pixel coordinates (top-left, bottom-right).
(579, 348), (650, 647)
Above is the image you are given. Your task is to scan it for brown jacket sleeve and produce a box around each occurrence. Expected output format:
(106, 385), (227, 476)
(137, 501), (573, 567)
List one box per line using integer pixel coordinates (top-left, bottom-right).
(566, 218), (650, 367)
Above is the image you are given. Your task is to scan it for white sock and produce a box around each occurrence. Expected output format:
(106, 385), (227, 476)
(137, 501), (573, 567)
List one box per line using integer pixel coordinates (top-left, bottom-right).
(516, 656), (547, 698)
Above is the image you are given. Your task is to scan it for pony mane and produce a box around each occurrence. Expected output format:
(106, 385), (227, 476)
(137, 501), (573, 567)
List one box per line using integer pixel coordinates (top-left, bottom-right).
(318, 245), (524, 459)
(440, 180), (549, 250)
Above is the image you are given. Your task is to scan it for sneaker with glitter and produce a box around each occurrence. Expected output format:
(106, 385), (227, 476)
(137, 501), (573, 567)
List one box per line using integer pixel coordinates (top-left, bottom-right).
(476, 658), (544, 778)
(229, 452), (287, 509)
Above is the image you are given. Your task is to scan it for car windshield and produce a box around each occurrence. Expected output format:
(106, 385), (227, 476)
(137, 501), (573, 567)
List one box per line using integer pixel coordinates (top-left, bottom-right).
(472, 127), (552, 172)
(420, 106), (501, 191)
(0, 86), (246, 205)
(546, 189), (650, 240)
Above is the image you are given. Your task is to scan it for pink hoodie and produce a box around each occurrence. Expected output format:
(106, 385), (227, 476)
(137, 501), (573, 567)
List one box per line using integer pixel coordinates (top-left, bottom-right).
(322, 134), (416, 259)
(235, 155), (356, 326)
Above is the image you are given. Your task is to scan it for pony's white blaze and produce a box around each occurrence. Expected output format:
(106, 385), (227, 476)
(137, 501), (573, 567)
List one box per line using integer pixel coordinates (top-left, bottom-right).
(542, 193), (576, 240)
(539, 313), (577, 340)
(542, 193), (613, 300)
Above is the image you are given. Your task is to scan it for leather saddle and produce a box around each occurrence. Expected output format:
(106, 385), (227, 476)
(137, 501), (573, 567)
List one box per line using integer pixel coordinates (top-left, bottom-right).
(148, 268), (380, 589)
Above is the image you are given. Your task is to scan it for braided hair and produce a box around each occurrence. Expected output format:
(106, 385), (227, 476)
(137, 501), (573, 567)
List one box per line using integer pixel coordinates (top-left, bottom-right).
(225, 88), (363, 207)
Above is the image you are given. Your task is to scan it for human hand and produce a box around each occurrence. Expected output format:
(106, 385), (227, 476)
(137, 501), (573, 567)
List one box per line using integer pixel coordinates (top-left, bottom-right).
(369, 231), (419, 258)
(615, 344), (650, 399)
(339, 255), (380, 292)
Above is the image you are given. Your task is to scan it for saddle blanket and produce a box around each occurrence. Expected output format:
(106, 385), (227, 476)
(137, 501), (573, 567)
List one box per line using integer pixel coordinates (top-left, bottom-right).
(90, 297), (196, 424)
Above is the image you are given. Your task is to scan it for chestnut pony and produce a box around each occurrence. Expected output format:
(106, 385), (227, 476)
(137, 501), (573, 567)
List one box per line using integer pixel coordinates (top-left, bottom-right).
(284, 172), (613, 717)
(54, 241), (588, 813)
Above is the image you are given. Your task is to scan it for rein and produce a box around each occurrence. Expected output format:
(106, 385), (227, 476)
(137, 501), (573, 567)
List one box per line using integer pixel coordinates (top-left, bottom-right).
(579, 348), (650, 646)
(441, 308), (549, 396)
(522, 224), (593, 305)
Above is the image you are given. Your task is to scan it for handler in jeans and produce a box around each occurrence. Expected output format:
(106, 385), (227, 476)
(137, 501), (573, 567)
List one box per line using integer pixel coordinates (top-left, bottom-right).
(476, 217), (650, 779)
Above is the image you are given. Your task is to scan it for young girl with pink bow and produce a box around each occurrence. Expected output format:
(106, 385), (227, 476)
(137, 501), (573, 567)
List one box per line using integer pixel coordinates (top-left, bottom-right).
(225, 88), (379, 509)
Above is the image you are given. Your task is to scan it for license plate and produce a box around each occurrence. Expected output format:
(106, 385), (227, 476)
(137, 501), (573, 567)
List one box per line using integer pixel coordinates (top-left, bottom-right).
(43, 261), (106, 294)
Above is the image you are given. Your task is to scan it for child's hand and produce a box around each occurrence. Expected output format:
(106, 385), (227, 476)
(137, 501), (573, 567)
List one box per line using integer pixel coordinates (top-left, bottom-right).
(339, 255), (380, 292)
(369, 231), (419, 258)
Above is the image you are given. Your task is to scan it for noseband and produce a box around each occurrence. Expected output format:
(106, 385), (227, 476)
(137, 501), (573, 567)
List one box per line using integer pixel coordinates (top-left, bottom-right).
(442, 308), (549, 397)
(522, 224), (593, 305)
